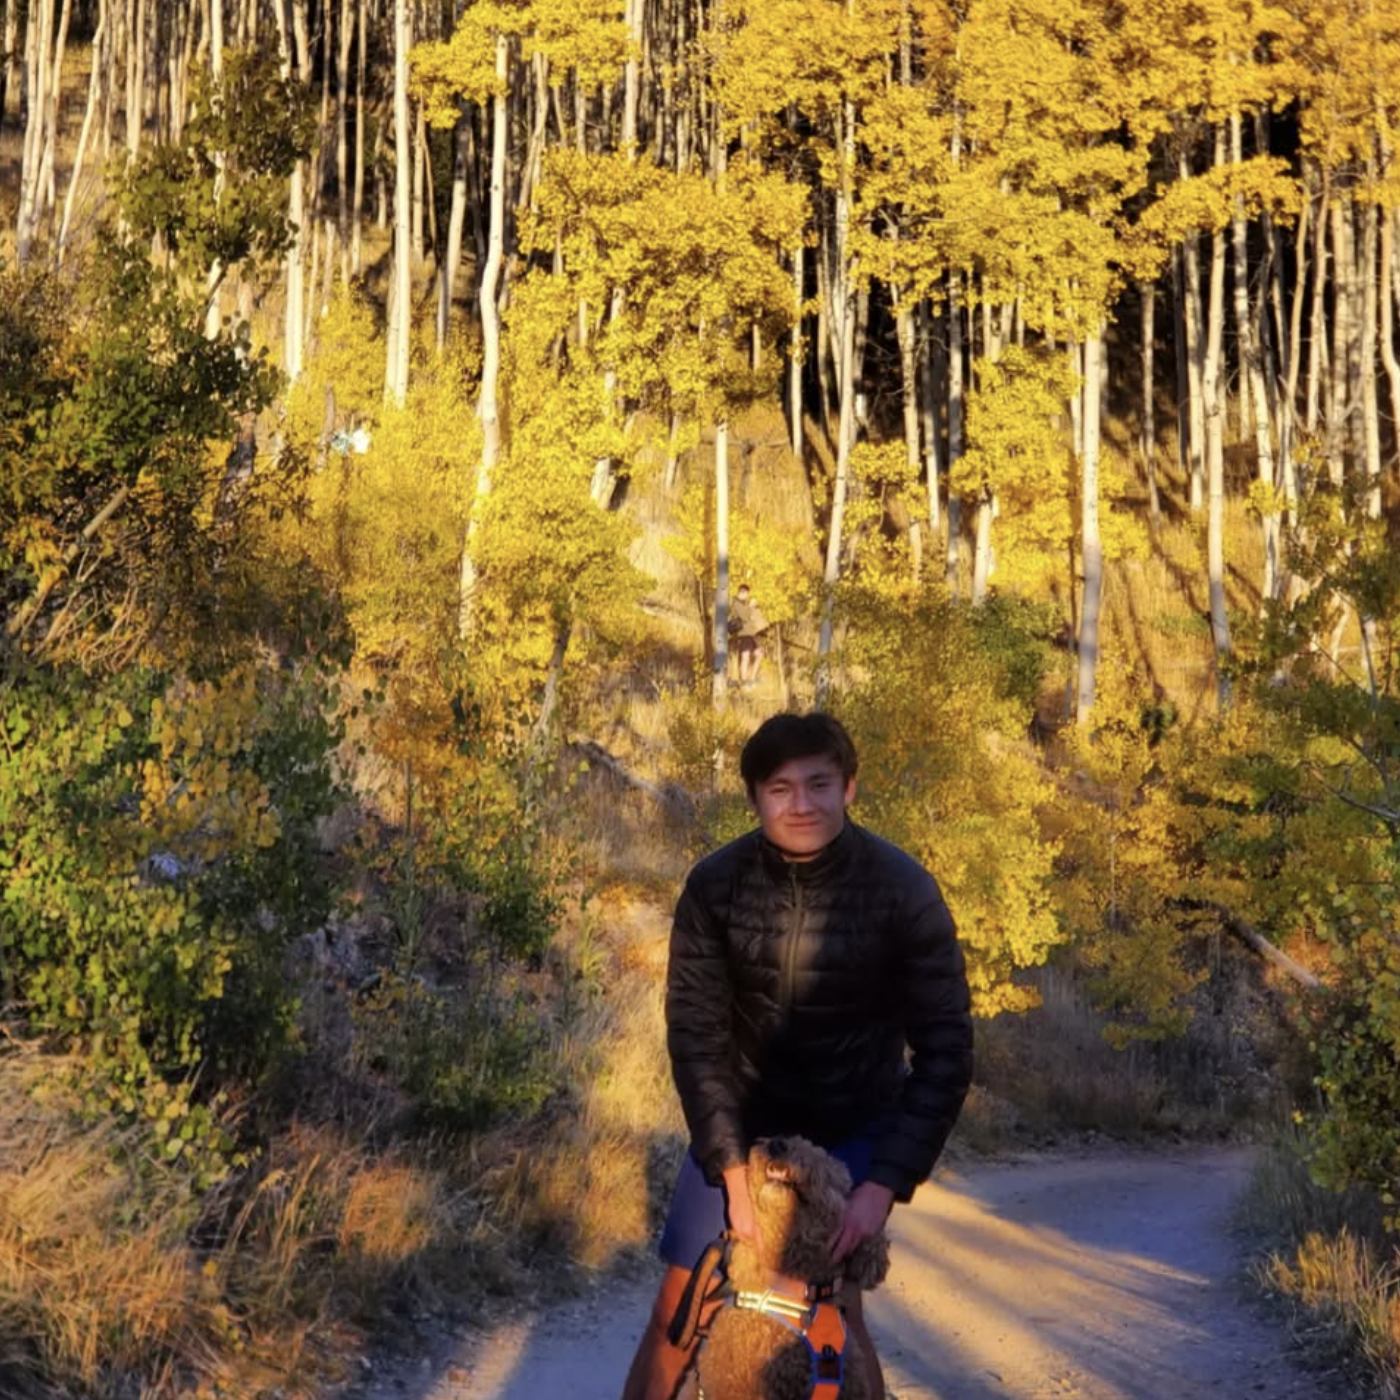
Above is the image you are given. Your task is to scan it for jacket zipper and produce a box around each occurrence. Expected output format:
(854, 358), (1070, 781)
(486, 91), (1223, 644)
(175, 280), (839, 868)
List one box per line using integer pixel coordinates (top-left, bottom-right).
(780, 864), (804, 1013)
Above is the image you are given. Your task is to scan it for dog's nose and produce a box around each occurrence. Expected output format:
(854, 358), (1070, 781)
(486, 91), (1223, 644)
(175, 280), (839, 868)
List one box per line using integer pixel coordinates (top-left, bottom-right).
(767, 1137), (789, 1159)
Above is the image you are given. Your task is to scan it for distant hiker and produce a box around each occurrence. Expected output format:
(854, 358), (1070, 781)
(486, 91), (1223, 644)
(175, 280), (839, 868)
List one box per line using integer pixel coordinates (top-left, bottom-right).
(728, 584), (768, 688)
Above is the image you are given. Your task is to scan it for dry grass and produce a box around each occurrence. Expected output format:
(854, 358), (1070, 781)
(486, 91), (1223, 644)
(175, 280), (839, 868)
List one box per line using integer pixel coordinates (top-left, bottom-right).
(0, 1041), (223, 1397)
(1262, 1231), (1400, 1398)
(959, 954), (1290, 1157)
(1239, 1141), (1400, 1398)
(486, 897), (686, 1273)
(963, 967), (1173, 1150)
(0, 1036), (473, 1398)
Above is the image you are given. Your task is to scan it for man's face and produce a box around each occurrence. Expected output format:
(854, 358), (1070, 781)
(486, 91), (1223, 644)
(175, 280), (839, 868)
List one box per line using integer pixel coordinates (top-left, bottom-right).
(751, 754), (854, 859)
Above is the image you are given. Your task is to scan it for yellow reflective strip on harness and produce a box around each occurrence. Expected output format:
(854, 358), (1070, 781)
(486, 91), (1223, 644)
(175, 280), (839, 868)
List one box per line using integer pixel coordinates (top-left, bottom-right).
(733, 1288), (813, 1323)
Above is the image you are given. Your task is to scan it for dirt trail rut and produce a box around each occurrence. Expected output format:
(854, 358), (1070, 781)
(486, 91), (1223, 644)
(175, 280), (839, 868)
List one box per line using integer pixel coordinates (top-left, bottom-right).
(343, 1146), (1356, 1400)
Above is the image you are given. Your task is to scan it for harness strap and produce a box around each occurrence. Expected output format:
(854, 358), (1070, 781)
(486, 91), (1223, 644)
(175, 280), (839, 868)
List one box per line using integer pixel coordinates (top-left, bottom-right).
(667, 1233), (733, 1350)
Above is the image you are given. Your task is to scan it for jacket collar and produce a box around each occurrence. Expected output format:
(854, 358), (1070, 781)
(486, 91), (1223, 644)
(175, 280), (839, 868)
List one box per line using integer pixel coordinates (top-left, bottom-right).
(757, 819), (856, 882)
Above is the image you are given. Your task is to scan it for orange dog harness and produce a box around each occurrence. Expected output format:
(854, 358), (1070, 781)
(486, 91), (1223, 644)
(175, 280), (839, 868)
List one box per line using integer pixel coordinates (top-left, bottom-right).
(669, 1235), (851, 1400)
(729, 1285), (848, 1399)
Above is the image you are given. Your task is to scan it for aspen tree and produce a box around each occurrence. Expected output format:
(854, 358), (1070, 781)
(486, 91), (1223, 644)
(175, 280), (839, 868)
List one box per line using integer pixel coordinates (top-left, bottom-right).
(271, 0), (310, 383)
(415, 1), (628, 640)
(385, 0), (413, 405)
(1288, 0), (1400, 520)
(709, 0), (900, 685)
(202, 0), (226, 336)
(15, 0), (70, 263)
(950, 0), (1148, 714)
(2, 0), (18, 125)
(855, 0), (958, 581)
(57, 0), (109, 262)
(463, 30), (508, 638)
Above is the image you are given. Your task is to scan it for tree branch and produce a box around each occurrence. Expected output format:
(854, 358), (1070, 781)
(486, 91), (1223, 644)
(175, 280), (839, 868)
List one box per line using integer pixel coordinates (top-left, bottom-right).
(5, 485), (132, 642)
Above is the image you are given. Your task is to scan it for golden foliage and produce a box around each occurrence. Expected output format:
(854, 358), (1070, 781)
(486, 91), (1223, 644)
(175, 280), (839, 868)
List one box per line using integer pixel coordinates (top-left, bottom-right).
(666, 478), (819, 631)
(838, 588), (1065, 1015)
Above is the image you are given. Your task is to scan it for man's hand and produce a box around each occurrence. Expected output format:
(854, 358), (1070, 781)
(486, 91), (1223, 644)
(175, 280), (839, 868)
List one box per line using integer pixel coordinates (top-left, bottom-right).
(831, 1180), (894, 1264)
(722, 1162), (762, 1249)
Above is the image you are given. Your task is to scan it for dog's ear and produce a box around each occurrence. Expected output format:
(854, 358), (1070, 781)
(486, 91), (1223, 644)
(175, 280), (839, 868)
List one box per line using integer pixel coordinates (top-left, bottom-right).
(845, 1228), (890, 1291)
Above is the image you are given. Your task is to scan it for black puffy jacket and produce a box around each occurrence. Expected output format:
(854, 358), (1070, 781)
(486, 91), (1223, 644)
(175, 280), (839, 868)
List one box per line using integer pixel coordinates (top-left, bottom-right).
(666, 820), (974, 1202)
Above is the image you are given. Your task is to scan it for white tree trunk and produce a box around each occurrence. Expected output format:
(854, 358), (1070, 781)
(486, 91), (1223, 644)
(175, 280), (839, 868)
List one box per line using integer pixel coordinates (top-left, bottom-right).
(918, 298), (942, 540)
(816, 95), (858, 686)
(351, 0), (367, 274)
(201, 0), (226, 336)
(896, 290), (923, 582)
(16, 0), (55, 262)
(1325, 198), (1352, 484)
(1359, 196), (1381, 519)
(58, 0), (106, 262)
(622, 0), (641, 150)
(1178, 147), (1206, 511)
(274, 0), (308, 383)
(946, 275), (964, 590)
(712, 418), (731, 706)
(1076, 331), (1104, 726)
(2, 0), (19, 126)
(458, 34), (509, 640)
(1203, 193), (1232, 705)
(1282, 189), (1313, 513)
(1230, 112), (1252, 439)
(1140, 280), (1160, 538)
(1380, 206), (1400, 481)
(126, 0), (146, 155)
(789, 244), (804, 459)
(383, 0), (412, 405)
(971, 491), (993, 603)
(1181, 251), (1206, 509)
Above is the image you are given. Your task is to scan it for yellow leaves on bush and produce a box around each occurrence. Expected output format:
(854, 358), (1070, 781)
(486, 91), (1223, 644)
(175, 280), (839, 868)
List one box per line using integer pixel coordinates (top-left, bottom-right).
(949, 346), (1147, 594)
(283, 286), (386, 452)
(920, 754), (1062, 1018)
(839, 589), (1066, 1016)
(842, 440), (922, 604)
(141, 667), (281, 860)
(1055, 653), (1205, 1040)
(954, 346), (1077, 593)
(666, 480), (818, 631)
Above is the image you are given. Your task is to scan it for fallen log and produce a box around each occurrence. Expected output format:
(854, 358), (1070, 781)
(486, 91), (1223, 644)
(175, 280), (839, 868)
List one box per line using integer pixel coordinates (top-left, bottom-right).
(1215, 907), (1324, 991)
(570, 739), (706, 834)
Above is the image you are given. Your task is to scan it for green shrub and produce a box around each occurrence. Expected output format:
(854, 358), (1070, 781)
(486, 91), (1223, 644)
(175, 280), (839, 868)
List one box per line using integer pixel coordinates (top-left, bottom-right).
(0, 660), (344, 1180)
(351, 969), (557, 1130)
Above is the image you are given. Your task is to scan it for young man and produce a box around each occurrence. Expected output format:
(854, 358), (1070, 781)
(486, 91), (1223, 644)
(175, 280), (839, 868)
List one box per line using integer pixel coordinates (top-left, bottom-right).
(620, 712), (974, 1400)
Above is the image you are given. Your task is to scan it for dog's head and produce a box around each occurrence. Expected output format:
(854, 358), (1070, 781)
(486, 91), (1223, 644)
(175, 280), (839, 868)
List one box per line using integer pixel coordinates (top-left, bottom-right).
(738, 1135), (889, 1291)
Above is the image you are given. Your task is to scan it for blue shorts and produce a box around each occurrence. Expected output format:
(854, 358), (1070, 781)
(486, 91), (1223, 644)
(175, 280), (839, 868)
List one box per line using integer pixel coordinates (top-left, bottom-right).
(657, 1129), (880, 1270)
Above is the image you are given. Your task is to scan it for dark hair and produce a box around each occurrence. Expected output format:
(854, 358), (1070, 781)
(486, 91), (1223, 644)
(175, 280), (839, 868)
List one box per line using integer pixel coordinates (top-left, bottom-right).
(739, 713), (858, 797)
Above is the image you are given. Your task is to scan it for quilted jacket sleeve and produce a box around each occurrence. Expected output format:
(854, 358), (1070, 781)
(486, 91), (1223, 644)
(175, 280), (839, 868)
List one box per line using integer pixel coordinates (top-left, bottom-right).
(665, 867), (746, 1185)
(866, 882), (974, 1201)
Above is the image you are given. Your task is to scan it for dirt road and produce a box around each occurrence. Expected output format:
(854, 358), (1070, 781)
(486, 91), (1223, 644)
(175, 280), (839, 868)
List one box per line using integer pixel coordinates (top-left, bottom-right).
(344, 1146), (1356, 1400)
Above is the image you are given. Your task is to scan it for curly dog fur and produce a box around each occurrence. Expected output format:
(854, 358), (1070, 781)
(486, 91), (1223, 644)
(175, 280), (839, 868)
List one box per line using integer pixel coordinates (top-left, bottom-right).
(678, 1136), (890, 1400)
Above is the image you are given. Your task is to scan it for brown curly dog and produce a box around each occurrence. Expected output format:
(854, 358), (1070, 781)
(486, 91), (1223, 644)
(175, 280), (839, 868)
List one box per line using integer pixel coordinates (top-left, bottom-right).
(676, 1136), (890, 1400)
